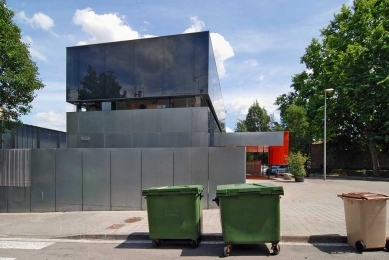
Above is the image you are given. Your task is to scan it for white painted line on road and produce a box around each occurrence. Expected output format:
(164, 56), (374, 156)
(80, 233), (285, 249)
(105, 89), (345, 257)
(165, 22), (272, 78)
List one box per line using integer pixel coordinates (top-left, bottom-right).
(0, 241), (54, 250)
(0, 258), (17, 260)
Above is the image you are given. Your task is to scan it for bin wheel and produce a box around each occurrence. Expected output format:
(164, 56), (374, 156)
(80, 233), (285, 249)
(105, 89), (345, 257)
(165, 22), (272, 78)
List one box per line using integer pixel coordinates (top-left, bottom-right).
(355, 240), (365, 253)
(271, 243), (280, 255)
(386, 239), (389, 250)
(223, 246), (230, 257)
(191, 239), (199, 248)
(152, 239), (162, 248)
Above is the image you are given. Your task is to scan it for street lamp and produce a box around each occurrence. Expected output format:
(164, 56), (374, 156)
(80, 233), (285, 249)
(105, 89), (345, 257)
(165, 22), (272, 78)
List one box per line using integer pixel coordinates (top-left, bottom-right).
(323, 88), (334, 180)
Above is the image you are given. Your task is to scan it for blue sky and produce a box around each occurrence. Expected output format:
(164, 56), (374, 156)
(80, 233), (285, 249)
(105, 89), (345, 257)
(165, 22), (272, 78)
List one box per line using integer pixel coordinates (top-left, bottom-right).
(9, 0), (351, 132)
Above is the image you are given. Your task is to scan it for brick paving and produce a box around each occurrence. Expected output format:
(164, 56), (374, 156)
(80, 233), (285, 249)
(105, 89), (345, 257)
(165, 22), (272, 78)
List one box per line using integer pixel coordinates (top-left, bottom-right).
(0, 176), (388, 239)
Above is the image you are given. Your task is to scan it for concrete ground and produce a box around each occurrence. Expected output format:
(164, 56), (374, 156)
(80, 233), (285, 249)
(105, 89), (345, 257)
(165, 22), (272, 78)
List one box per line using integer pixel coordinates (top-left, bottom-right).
(0, 175), (388, 242)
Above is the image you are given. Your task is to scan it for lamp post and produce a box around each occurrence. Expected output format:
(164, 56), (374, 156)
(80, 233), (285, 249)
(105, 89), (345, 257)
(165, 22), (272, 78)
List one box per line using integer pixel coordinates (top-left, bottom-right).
(323, 88), (334, 180)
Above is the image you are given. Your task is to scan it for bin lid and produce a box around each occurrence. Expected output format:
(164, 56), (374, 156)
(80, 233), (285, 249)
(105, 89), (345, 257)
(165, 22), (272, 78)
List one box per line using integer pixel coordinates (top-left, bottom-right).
(337, 192), (389, 200)
(142, 185), (203, 196)
(216, 183), (284, 197)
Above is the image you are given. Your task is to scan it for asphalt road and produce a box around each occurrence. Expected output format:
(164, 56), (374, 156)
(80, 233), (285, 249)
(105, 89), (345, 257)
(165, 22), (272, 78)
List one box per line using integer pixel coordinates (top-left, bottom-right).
(0, 239), (388, 260)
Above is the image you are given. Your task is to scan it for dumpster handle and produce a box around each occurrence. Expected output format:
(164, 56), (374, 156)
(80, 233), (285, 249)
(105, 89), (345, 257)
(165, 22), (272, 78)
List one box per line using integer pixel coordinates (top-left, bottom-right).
(212, 198), (219, 206)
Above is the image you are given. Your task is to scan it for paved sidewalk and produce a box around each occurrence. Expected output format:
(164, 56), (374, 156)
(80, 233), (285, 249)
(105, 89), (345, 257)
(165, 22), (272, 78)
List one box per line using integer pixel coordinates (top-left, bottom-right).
(0, 176), (388, 241)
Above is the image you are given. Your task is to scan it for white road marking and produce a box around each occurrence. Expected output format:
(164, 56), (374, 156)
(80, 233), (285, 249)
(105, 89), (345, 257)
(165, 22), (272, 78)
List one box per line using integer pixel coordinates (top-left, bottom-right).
(0, 241), (54, 250)
(0, 258), (17, 260)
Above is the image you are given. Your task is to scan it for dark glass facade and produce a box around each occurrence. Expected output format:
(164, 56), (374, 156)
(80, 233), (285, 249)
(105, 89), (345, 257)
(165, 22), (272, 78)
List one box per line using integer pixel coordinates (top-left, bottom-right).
(66, 31), (225, 124)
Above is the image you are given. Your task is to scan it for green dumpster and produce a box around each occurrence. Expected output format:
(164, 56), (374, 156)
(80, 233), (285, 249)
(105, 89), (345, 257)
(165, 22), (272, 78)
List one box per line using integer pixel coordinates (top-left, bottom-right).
(142, 185), (203, 248)
(214, 183), (284, 256)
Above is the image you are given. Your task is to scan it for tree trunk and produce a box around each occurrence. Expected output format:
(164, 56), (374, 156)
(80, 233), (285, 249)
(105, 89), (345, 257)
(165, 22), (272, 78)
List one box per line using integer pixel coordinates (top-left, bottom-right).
(367, 136), (381, 176)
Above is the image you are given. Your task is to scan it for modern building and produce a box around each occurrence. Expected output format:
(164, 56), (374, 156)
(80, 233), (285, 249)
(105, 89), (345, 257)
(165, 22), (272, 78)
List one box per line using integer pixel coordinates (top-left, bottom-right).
(0, 31), (288, 213)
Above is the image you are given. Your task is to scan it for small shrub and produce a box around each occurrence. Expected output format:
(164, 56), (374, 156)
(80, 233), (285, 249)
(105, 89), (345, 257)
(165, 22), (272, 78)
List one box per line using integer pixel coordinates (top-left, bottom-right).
(286, 152), (307, 177)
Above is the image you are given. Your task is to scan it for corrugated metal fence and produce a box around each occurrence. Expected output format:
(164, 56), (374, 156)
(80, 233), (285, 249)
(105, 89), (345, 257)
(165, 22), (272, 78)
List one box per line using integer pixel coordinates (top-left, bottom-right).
(0, 149), (30, 187)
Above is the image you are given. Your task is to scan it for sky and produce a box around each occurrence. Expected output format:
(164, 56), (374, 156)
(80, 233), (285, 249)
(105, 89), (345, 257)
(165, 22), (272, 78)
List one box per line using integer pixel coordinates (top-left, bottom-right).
(8, 0), (352, 133)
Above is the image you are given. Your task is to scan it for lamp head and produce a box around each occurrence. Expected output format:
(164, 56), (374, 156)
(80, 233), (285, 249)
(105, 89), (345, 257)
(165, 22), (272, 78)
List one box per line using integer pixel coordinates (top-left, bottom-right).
(324, 88), (334, 93)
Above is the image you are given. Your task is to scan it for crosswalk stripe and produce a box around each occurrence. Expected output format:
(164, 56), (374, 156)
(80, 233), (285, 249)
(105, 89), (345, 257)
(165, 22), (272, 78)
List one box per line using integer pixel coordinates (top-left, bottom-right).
(0, 241), (54, 250)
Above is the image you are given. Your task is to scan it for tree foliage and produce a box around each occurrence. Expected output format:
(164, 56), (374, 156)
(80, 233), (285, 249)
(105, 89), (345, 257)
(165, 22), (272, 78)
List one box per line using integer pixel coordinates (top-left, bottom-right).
(235, 100), (271, 132)
(0, 0), (44, 135)
(275, 0), (389, 176)
(283, 104), (310, 153)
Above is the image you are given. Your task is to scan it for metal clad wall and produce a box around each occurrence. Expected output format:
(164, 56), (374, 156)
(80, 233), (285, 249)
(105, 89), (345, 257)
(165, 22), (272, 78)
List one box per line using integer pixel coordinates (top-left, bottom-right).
(208, 147), (246, 209)
(191, 148), (209, 209)
(191, 108), (208, 132)
(160, 132), (191, 148)
(82, 149), (111, 211)
(105, 111), (132, 133)
(105, 133), (132, 148)
(173, 148), (191, 185)
(30, 149), (56, 212)
(191, 132), (209, 147)
(161, 109), (174, 132)
(66, 112), (79, 134)
(143, 109), (162, 133)
(55, 149), (83, 211)
(0, 187), (7, 213)
(78, 112), (105, 133)
(141, 148), (173, 209)
(175, 108), (192, 132)
(215, 132), (284, 146)
(111, 148), (141, 210)
(66, 134), (79, 148)
(132, 110), (144, 133)
(7, 187), (31, 213)
(78, 133), (105, 148)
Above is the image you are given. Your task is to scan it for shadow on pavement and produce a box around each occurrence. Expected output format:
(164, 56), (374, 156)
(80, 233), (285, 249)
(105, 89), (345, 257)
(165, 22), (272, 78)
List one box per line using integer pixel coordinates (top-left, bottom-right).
(181, 244), (271, 257)
(115, 240), (272, 257)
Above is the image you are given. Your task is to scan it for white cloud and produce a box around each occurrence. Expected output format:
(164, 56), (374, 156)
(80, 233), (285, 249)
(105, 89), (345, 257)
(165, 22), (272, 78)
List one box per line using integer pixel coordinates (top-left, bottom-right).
(21, 36), (47, 61)
(73, 8), (141, 45)
(144, 20), (150, 25)
(258, 75), (264, 81)
(183, 16), (234, 78)
(33, 111), (66, 131)
(210, 33), (234, 77)
(16, 11), (54, 30)
(245, 59), (258, 67)
(226, 127), (233, 133)
(143, 34), (157, 38)
(183, 16), (205, 33)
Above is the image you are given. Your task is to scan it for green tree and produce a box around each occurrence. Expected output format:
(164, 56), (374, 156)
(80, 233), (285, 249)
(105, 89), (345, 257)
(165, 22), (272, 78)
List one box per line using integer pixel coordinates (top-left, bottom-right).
(235, 100), (271, 132)
(0, 0), (44, 137)
(276, 0), (389, 176)
(283, 104), (310, 153)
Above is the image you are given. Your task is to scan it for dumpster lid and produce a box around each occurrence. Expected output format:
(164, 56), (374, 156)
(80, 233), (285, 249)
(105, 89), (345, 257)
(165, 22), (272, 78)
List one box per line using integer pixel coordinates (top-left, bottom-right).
(142, 185), (203, 196)
(337, 192), (389, 200)
(216, 183), (284, 197)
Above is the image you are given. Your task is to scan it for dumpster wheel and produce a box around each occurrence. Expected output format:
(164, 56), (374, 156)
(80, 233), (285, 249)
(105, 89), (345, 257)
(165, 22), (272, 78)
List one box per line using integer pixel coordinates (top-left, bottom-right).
(223, 245), (232, 257)
(190, 239), (199, 248)
(152, 239), (162, 248)
(355, 240), (365, 253)
(386, 239), (389, 250)
(271, 242), (280, 255)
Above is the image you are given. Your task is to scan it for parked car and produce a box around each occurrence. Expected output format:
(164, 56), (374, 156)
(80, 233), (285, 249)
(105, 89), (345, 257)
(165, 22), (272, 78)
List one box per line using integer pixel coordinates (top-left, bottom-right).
(271, 166), (279, 174)
(277, 164), (288, 174)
